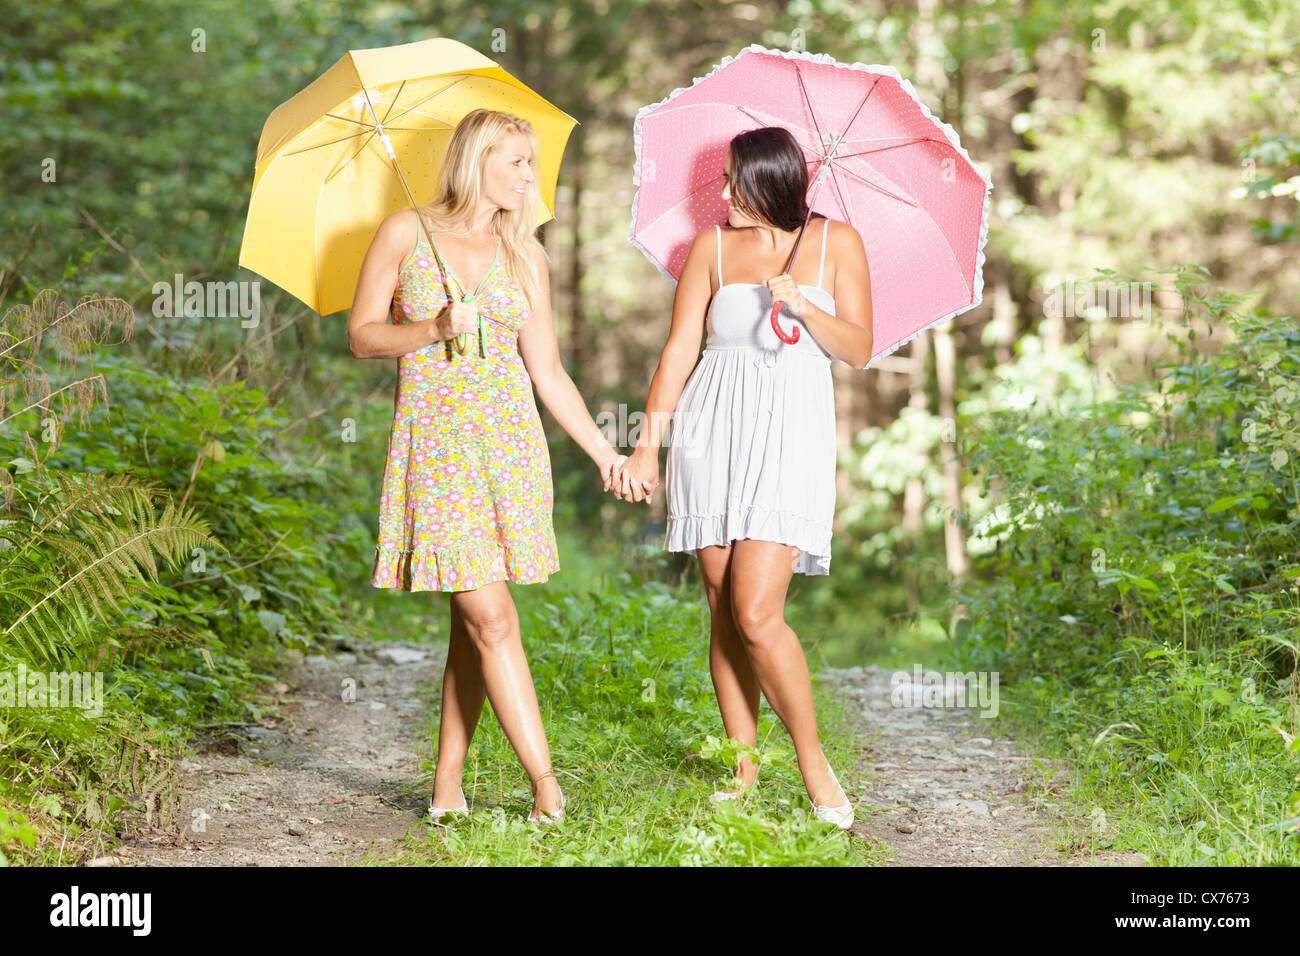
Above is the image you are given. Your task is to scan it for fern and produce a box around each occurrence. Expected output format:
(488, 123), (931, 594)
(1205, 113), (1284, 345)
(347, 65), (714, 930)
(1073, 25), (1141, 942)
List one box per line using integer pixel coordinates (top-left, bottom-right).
(0, 471), (220, 664)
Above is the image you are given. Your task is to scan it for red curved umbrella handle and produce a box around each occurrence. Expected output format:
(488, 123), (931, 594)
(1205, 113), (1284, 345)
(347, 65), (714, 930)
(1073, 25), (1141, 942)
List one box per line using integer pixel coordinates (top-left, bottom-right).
(770, 299), (800, 344)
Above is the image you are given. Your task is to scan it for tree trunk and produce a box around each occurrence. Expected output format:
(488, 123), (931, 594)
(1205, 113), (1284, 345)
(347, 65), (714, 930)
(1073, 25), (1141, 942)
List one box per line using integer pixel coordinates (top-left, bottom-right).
(900, 329), (931, 613)
(933, 321), (968, 576)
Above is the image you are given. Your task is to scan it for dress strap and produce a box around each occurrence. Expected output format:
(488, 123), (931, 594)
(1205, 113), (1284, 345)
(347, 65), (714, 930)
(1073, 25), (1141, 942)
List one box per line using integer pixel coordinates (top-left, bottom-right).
(715, 224), (723, 285)
(817, 217), (830, 288)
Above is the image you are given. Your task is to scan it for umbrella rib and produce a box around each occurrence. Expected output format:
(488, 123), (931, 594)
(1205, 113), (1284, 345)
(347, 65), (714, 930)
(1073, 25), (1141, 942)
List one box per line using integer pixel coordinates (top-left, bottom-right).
(645, 101), (831, 162)
(793, 62), (828, 154)
(284, 129), (372, 156)
(370, 84), (451, 132)
(323, 112), (375, 130)
(320, 126), (385, 186)
(833, 159), (972, 301)
(734, 104), (787, 130)
(833, 76), (882, 153)
(832, 137), (945, 160)
(826, 162), (861, 231)
(379, 81), (405, 124)
(648, 100), (810, 126)
(389, 105), (457, 129)
(283, 120), (440, 159)
(830, 157), (920, 207)
(382, 76), (472, 125)
(730, 106), (827, 163)
(632, 173), (729, 237)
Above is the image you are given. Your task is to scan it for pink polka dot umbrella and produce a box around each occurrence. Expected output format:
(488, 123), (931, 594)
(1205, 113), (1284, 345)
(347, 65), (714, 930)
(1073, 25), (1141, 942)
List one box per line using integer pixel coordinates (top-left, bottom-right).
(629, 44), (993, 369)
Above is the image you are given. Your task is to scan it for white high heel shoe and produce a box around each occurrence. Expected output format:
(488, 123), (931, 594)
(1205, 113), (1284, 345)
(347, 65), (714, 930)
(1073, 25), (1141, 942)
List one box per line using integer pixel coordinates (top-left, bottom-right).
(811, 760), (853, 830)
(428, 786), (469, 824)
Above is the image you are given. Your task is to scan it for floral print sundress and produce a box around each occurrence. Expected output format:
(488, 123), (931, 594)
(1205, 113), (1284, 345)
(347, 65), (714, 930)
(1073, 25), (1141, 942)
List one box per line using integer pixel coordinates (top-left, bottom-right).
(370, 216), (560, 592)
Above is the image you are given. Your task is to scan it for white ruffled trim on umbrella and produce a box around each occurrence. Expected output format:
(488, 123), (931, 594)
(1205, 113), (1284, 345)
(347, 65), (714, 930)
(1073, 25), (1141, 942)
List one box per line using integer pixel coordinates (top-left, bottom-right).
(628, 43), (995, 372)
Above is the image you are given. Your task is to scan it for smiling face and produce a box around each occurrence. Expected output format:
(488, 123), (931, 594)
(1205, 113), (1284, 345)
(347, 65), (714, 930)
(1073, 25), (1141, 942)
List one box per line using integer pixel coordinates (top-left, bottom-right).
(484, 131), (536, 213)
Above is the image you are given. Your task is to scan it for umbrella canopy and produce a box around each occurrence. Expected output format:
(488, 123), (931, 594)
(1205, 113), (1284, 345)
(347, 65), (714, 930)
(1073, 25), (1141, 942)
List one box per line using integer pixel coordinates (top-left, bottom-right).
(629, 43), (993, 369)
(240, 36), (579, 317)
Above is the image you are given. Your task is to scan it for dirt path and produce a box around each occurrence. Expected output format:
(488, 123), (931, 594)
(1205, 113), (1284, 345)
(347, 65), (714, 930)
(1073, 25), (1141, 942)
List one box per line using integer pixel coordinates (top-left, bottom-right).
(109, 645), (1140, 866)
(118, 641), (441, 866)
(822, 665), (1146, 866)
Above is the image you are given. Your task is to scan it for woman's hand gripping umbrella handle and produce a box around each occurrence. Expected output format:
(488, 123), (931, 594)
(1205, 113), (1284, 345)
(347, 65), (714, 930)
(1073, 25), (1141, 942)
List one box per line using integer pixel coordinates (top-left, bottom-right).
(771, 165), (832, 345)
(415, 212), (481, 358)
(769, 206), (820, 345)
(770, 297), (801, 344)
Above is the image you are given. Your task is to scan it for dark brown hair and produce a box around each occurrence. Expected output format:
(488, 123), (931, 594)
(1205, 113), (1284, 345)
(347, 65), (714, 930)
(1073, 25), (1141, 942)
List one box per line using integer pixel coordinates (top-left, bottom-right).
(727, 126), (811, 230)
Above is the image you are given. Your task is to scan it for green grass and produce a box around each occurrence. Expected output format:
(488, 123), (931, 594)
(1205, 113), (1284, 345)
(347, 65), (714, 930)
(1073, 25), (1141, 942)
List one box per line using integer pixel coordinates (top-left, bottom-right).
(943, 286), (1300, 866)
(360, 533), (890, 866)
(944, 635), (1300, 866)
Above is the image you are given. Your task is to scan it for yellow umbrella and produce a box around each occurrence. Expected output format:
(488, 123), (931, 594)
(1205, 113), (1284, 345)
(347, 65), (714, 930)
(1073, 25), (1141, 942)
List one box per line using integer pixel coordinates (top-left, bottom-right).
(239, 36), (578, 329)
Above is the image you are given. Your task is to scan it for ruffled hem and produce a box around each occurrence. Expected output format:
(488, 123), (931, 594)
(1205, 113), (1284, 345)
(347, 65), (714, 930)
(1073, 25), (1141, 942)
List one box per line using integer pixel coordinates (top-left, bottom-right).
(664, 505), (831, 576)
(370, 536), (560, 592)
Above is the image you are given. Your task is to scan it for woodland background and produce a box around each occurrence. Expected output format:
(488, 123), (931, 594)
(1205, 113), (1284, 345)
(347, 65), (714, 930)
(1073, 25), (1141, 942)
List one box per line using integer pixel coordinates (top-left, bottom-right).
(1, 0), (1298, 865)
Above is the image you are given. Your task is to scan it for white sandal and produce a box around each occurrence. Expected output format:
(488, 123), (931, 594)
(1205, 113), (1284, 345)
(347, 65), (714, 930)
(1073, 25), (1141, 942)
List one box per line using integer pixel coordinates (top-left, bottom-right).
(428, 786), (469, 824)
(810, 760), (853, 830)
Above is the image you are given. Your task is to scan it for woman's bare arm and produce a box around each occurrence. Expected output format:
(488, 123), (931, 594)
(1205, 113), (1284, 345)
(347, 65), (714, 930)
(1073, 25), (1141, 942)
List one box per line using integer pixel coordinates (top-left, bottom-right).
(609, 228), (713, 502)
(517, 243), (622, 472)
(767, 220), (873, 367)
(824, 221), (874, 366)
(347, 209), (475, 359)
(631, 228), (714, 455)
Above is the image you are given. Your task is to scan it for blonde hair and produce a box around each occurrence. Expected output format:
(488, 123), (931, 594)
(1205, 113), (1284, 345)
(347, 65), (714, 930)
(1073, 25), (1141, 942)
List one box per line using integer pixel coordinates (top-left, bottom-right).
(417, 108), (547, 315)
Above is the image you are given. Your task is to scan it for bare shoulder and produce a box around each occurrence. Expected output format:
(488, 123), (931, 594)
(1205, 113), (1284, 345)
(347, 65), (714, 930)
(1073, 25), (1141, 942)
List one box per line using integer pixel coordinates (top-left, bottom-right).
(527, 236), (550, 272)
(690, 223), (722, 259)
(825, 218), (865, 256)
(693, 224), (720, 245)
(373, 207), (420, 252)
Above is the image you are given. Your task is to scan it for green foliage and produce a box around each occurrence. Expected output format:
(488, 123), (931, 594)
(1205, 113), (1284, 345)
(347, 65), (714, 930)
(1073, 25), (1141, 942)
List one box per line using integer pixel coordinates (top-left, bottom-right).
(0, 805), (38, 866)
(0, 287), (364, 863)
(1, 470), (217, 663)
(1236, 130), (1300, 242)
(951, 266), (1300, 863)
(0, 0), (1295, 869)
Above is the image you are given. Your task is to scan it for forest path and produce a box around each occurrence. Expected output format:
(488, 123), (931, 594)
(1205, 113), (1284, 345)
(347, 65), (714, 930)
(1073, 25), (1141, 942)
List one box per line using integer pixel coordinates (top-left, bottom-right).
(112, 646), (1143, 866)
(822, 665), (1145, 866)
(119, 641), (439, 866)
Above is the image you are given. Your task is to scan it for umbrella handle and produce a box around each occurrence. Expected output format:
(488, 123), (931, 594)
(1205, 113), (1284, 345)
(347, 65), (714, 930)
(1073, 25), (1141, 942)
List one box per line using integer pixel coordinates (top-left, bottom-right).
(770, 299), (800, 344)
(452, 294), (484, 357)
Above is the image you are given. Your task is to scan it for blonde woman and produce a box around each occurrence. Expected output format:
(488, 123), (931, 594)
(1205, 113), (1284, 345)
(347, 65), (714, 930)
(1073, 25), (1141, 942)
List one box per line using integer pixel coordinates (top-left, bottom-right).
(349, 108), (625, 824)
(614, 126), (873, 828)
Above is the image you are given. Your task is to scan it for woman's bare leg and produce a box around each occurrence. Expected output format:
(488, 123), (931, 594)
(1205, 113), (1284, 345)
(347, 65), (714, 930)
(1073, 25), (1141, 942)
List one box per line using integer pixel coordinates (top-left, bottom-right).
(728, 539), (847, 808)
(697, 544), (761, 790)
(431, 597), (487, 808)
(449, 581), (562, 817)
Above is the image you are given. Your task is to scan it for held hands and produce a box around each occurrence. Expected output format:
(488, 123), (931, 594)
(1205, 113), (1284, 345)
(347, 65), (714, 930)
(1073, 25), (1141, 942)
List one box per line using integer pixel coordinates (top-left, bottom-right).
(600, 452), (627, 495)
(604, 446), (658, 504)
(765, 274), (810, 319)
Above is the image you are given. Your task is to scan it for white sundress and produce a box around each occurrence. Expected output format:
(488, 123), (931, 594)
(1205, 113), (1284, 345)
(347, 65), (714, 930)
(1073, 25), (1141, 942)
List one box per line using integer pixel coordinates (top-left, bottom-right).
(664, 217), (839, 575)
